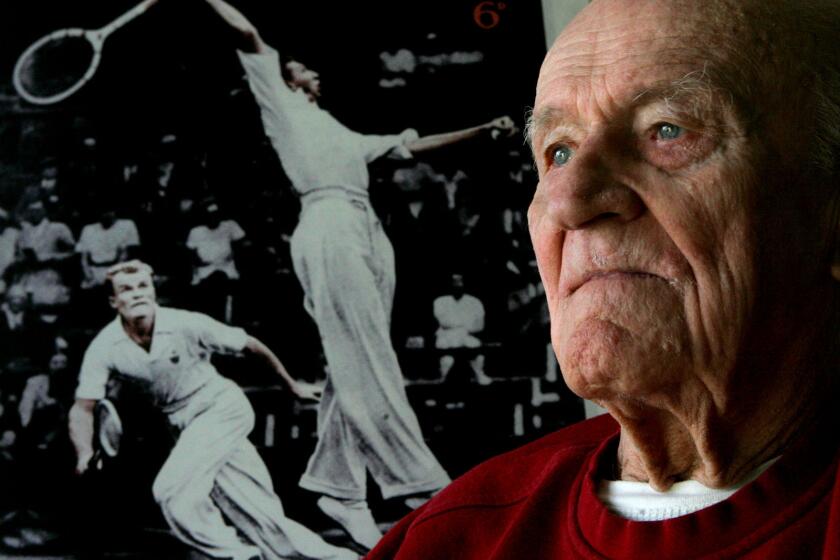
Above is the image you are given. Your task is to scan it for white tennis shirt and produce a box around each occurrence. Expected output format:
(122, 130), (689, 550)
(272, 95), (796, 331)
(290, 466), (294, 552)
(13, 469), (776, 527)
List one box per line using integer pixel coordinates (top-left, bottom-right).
(237, 47), (416, 195)
(186, 219), (246, 284)
(75, 219), (141, 288)
(75, 306), (247, 410)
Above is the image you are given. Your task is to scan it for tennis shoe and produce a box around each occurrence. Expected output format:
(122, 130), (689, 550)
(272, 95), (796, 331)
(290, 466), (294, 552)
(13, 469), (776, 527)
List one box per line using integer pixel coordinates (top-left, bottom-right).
(317, 496), (382, 550)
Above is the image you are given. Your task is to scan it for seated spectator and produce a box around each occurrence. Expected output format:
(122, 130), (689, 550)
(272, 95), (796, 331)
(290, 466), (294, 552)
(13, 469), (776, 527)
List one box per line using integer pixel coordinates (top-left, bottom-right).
(15, 200), (74, 264)
(0, 285), (29, 335)
(0, 208), (20, 293)
(185, 199), (245, 321)
(433, 273), (491, 385)
(18, 369), (56, 433)
(14, 164), (63, 224)
(76, 207), (140, 290)
(76, 207), (140, 324)
(0, 286), (36, 374)
(16, 350), (67, 456)
(0, 286), (53, 407)
(12, 201), (74, 317)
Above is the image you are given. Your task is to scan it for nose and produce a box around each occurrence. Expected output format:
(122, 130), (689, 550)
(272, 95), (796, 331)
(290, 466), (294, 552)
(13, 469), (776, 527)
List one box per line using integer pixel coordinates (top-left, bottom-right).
(538, 136), (644, 231)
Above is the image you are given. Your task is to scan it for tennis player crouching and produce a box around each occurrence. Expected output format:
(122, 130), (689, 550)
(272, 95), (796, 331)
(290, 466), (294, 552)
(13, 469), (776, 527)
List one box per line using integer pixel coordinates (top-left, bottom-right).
(68, 260), (357, 560)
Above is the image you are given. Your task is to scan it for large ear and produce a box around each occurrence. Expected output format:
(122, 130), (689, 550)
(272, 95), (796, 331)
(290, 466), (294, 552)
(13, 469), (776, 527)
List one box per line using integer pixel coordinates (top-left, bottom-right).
(109, 294), (118, 309)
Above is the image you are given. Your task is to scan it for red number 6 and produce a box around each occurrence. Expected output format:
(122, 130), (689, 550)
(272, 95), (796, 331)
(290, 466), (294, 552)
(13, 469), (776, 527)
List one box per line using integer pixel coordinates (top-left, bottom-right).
(473, 1), (501, 29)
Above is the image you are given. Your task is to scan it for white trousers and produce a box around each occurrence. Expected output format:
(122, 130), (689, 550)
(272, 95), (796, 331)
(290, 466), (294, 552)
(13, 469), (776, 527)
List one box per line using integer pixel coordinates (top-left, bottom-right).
(152, 377), (349, 559)
(291, 191), (450, 501)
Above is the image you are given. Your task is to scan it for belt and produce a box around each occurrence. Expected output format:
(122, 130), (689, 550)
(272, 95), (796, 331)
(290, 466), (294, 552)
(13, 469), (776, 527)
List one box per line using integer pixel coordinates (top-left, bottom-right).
(299, 186), (370, 208)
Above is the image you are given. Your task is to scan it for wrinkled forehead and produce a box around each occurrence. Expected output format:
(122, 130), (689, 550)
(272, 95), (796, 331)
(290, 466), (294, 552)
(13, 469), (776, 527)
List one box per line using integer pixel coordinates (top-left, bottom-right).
(535, 0), (761, 118)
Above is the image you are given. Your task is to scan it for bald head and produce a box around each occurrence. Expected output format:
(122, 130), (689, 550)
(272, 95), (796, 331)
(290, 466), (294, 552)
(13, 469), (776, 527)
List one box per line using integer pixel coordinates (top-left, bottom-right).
(533, 0), (840, 179)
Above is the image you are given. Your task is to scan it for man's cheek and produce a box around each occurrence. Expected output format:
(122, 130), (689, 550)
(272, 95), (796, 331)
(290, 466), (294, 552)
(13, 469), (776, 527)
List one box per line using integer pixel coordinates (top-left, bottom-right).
(529, 216), (564, 300)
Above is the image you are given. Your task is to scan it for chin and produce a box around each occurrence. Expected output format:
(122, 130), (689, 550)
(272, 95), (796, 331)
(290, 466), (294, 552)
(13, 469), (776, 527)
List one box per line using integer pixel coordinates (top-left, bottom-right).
(124, 304), (154, 321)
(553, 290), (690, 400)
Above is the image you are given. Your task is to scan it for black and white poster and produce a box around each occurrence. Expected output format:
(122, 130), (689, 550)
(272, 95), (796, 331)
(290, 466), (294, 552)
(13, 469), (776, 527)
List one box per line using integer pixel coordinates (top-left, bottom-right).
(0, 0), (584, 557)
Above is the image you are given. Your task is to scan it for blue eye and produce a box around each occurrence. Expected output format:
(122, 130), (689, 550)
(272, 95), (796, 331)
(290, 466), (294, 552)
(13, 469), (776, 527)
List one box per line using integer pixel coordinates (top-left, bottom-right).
(656, 123), (683, 140)
(551, 145), (573, 166)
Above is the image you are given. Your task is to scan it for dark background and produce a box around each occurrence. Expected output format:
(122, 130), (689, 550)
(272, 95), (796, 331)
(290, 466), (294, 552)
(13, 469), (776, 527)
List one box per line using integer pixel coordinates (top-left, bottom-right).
(0, 1), (585, 557)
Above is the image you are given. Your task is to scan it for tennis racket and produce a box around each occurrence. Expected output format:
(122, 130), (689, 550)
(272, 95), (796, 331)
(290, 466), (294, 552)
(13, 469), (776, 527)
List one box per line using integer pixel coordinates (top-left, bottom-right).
(13, 0), (160, 105)
(91, 398), (123, 470)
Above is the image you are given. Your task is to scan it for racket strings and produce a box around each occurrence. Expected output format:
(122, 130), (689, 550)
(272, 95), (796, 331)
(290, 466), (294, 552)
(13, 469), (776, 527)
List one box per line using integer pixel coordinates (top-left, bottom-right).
(100, 421), (122, 456)
(17, 36), (95, 99)
(96, 402), (123, 457)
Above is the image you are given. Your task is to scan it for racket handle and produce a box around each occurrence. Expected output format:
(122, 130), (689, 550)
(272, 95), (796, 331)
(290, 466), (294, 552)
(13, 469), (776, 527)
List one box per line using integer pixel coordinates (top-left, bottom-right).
(89, 449), (102, 471)
(97, 0), (160, 40)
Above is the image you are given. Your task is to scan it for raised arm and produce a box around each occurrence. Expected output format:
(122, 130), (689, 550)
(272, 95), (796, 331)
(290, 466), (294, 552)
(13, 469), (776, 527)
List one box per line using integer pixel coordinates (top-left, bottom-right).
(204, 0), (266, 53)
(406, 115), (517, 154)
(244, 336), (322, 401)
(69, 398), (96, 475)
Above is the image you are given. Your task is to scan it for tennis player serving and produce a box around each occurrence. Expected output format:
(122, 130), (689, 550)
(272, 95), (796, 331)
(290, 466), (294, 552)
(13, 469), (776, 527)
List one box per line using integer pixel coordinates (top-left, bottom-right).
(202, 0), (516, 550)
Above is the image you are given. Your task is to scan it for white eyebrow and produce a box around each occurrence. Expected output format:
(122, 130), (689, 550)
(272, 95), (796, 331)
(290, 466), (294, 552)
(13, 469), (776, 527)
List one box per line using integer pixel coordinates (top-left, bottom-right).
(633, 67), (716, 119)
(527, 69), (721, 152)
(525, 106), (574, 151)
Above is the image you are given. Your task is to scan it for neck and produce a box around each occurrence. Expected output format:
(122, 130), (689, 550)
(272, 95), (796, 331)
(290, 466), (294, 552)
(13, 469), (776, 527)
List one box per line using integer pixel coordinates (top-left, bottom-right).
(121, 313), (155, 349)
(607, 333), (833, 491)
(607, 386), (825, 491)
(604, 281), (840, 491)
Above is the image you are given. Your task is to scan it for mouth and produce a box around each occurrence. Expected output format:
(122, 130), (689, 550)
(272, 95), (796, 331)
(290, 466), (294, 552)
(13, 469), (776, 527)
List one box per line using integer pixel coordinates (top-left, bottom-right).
(569, 269), (666, 296)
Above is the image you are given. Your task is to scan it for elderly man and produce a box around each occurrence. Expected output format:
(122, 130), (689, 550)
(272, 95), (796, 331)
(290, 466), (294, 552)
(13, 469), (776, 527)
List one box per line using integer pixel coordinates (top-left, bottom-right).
(368, 0), (840, 558)
(69, 260), (356, 560)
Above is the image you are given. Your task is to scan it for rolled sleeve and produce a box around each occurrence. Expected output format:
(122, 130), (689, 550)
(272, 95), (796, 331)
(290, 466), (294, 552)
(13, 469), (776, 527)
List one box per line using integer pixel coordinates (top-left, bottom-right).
(360, 128), (418, 162)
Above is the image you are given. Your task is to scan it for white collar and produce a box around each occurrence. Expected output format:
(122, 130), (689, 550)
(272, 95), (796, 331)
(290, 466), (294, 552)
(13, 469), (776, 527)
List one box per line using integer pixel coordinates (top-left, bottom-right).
(598, 457), (780, 521)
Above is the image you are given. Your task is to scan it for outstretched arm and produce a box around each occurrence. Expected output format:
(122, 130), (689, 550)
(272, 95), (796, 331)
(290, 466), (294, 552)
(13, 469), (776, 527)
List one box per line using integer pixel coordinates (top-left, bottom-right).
(406, 116), (517, 154)
(69, 398), (96, 475)
(204, 0), (266, 53)
(244, 336), (322, 401)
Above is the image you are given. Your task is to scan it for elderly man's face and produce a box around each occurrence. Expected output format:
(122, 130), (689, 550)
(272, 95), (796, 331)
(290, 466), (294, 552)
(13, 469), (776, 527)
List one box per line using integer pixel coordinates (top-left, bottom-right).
(528, 0), (827, 406)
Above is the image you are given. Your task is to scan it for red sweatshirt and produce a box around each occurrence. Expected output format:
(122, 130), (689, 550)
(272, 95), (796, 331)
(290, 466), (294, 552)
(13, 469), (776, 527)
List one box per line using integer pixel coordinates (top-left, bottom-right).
(369, 414), (840, 559)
